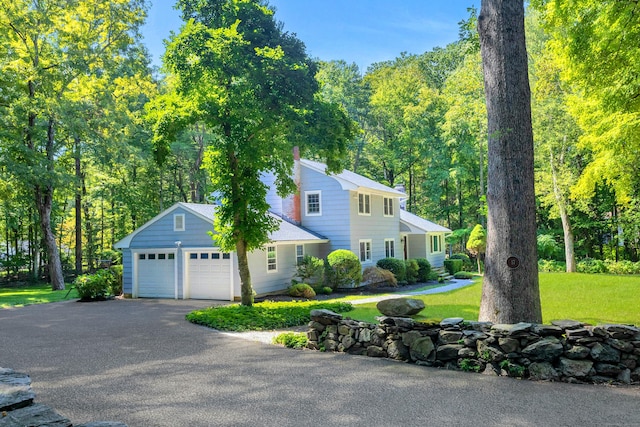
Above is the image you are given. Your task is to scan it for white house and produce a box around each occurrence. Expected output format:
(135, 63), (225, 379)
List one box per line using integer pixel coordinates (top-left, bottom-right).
(114, 157), (451, 300)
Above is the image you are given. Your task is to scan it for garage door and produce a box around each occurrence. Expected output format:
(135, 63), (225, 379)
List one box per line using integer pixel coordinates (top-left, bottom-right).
(137, 252), (175, 298)
(188, 251), (232, 300)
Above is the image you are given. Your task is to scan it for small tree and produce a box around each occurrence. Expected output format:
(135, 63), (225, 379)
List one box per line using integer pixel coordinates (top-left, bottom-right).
(466, 224), (486, 274)
(326, 250), (362, 289)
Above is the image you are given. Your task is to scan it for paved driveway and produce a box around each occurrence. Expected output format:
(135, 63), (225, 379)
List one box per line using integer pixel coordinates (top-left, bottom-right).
(1, 299), (639, 427)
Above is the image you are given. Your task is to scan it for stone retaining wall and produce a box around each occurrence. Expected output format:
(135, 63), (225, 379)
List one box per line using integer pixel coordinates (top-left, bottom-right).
(306, 309), (640, 385)
(0, 367), (126, 427)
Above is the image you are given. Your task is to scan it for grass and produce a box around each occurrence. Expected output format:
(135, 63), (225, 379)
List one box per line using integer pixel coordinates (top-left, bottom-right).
(0, 283), (78, 308)
(346, 273), (640, 326)
(186, 300), (353, 331)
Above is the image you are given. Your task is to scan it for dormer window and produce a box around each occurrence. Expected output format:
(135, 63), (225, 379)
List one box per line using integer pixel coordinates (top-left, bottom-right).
(174, 214), (185, 231)
(358, 193), (371, 215)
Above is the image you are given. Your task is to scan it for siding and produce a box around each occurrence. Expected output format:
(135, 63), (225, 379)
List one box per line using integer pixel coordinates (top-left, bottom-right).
(248, 243), (298, 295)
(407, 234), (427, 261)
(122, 249), (133, 295)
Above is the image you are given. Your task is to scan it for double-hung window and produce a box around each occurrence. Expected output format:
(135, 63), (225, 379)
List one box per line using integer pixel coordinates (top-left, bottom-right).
(359, 239), (372, 263)
(305, 191), (322, 216)
(383, 197), (394, 217)
(174, 214), (185, 231)
(267, 245), (277, 272)
(358, 193), (371, 215)
(430, 235), (442, 253)
(384, 238), (395, 258)
(295, 245), (304, 265)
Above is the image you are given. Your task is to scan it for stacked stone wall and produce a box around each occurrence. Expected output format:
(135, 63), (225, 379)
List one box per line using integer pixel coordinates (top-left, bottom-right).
(306, 309), (640, 385)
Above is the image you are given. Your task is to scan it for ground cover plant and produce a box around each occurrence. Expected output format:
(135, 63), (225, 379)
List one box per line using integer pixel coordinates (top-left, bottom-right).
(346, 273), (640, 326)
(0, 284), (78, 308)
(186, 300), (353, 331)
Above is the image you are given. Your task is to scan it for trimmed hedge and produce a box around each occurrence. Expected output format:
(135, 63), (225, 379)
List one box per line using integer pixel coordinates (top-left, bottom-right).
(376, 257), (406, 282)
(326, 249), (362, 289)
(444, 258), (463, 275)
(414, 258), (431, 282)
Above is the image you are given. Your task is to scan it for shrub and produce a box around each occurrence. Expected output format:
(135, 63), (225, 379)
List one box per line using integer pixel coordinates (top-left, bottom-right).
(577, 258), (608, 274)
(414, 258), (431, 282)
(273, 332), (308, 349)
(73, 271), (111, 300)
(107, 265), (123, 295)
(326, 250), (362, 289)
(604, 260), (640, 275)
(362, 266), (397, 288)
(288, 283), (316, 299)
(537, 234), (561, 260)
(405, 259), (419, 284)
(444, 258), (463, 275)
(453, 271), (474, 279)
(318, 286), (333, 295)
(538, 259), (566, 273)
(449, 253), (473, 271)
(376, 257), (406, 282)
(295, 255), (325, 287)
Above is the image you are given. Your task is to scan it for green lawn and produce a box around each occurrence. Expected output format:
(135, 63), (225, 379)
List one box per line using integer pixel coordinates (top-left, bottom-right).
(0, 284), (78, 308)
(346, 273), (640, 326)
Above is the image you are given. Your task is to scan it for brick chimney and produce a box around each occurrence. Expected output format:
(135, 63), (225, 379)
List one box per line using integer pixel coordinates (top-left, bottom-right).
(283, 146), (302, 224)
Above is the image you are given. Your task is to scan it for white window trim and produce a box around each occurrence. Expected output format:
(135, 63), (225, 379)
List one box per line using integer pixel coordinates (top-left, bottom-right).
(384, 238), (395, 258)
(295, 244), (304, 265)
(383, 197), (394, 217)
(174, 214), (185, 231)
(359, 239), (372, 264)
(305, 190), (322, 216)
(358, 193), (371, 216)
(266, 245), (278, 273)
(430, 235), (442, 254)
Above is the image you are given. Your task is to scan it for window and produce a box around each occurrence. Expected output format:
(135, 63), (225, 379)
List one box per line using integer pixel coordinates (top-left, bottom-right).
(305, 191), (322, 216)
(358, 193), (371, 215)
(189, 253), (198, 259)
(174, 214), (185, 231)
(148, 253), (156, 260)
(158, 253), (166, 260)
(200, 253), (209, 259)
(139, 254), (146, 260)
(296, 245), (304, 265)
(222, 253), (230, 260)
(212, 253), (220, 260)
(267, 245), (277, 272)
(383, 197), (394, 217)
(359, 239), (372, 263)
(430, 235), (442, 253)
(168, 253), (175, 260)
(384, 239), (395, 258)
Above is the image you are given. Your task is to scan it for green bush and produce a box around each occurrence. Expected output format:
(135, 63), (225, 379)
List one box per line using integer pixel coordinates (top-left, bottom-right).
(453, 271), (474, 279)
(376, 257), (406, 282)
(288, 283), (316, 299)
(108, 265), (123, 295)
(538, 259), (566, 272)
(295, 255), (325, 287)
(414, 258), (431, 282)
(73, 272), (109, 300)
(273, 332), (308, 349)
(318, 286), (333, 295)
(405, 259), (419, 284)
(577, 258), (608, 274)
(326, 250), (362, 289)
(604, 260), (640, 275)
(537, 234), (561, 260)
(449, 253), (473, 271)
(444, 258), (463, 275)
(362, 266), (397, 288)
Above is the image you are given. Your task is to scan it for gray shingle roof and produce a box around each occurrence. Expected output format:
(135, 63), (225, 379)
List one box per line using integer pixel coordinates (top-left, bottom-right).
(400, 210), (451, 233)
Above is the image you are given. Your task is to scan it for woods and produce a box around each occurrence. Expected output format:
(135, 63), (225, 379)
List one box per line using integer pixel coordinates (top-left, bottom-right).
(2, 0), (640, 300)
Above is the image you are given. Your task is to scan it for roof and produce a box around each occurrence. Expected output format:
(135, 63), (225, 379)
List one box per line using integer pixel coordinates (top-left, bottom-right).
(114, 202), (328, 249)
(300, 159), (406, 196)
(400, 210), (451, 234)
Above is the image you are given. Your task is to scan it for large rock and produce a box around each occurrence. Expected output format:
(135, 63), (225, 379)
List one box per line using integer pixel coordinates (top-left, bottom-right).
(0, 369), (35, 411)
(558, 358), (593, 378)
(528, 362), (559, 381)
(409, 337), (435, 362)
(0, 403), (71, 427)
(310, 309), (342, 325)
(376, 298), (425, 317)
(522, 337), (563, 362)
(590, 343), (621, 363)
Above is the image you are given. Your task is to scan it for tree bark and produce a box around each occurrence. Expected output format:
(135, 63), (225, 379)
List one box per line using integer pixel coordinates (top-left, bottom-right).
(75, 138), (83, 275)
(478, 0), (542, 323)
(236, 238), (253, 306)
(550, 147), (576, 272)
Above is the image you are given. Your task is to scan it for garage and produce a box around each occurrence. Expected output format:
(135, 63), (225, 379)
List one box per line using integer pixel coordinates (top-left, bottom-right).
(186, 251), (232, 300)
(136, 252), (176, 298)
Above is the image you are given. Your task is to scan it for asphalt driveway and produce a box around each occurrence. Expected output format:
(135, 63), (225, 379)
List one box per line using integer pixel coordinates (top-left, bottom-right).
(1, 299), (639, 427)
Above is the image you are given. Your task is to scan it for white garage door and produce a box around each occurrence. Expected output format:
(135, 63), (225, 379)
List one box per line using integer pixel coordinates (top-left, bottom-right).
(137, 252), (175, 298)
(188, 251), (232, 300)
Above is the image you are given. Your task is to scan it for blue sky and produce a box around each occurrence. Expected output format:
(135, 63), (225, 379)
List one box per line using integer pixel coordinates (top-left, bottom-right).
(142, 0), (478, 73)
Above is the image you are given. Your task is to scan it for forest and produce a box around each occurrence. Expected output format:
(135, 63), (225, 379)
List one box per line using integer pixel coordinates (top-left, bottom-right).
(1, 0), (639, 285)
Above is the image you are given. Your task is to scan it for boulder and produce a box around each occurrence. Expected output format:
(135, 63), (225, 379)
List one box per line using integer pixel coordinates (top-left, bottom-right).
(376, 298), (425, 317)
(590, 343), (621, 363)
(522, 337), (563, 362)
(409, 337), (435, 362)
(310, 309), (342, 325)
(558, 358), (593, 378)
(528, 362), (559, 381)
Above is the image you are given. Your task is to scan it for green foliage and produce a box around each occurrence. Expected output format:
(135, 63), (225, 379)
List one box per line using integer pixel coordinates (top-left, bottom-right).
(326, 249), (362, 289)
(273, 332), (308, 349)
(295, 255), (325, 287)
(0, 284), (78, 308)
(376, 258), (406, 282)
(453, 271), (474, 280)
(459, 358), (482, 373)
(449, 253), (474, 271)
(577, 258), (608, 274)
(186, 300), (353, 331)
(466, 224), (486, 255)
(405, 259), (419, 284)
(444, 259), (463, 275)
(288, 283), (316, 299)
(537, 234), (561, 260)
(414, 258), (432, 282)
(362, 266), (397, 288)
(500, 360), (526, 378)
(318, 286), (333, 295)
(605, 260), (640, 275)
(538, 259), (566, 273)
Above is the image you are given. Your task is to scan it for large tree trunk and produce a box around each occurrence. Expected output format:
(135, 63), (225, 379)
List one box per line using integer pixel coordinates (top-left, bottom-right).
(236, 238), (253, 306)
(75, 138), (83, 275)
(478, 0), (542, 323)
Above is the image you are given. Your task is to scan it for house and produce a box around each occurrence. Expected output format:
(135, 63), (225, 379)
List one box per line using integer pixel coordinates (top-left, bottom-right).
(114, 156), (451, 300)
